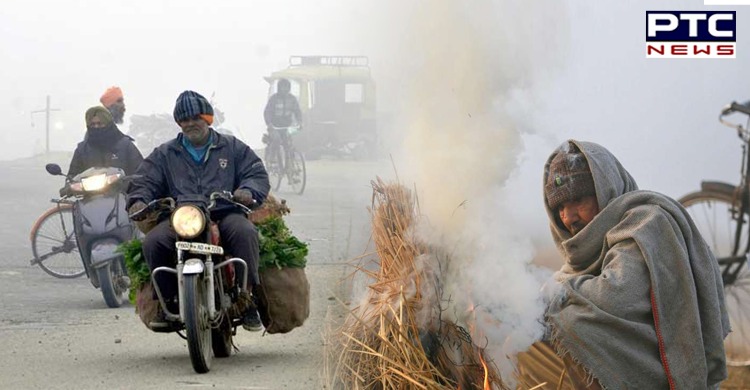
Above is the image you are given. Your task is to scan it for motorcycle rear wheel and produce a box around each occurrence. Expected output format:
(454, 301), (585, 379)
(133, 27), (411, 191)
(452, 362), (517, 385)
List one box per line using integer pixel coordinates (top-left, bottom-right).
(97, 261), (126, 308)
(184, 274), (212, 373)
(30, 205), (85, 279)
(212, 315), (233, 358)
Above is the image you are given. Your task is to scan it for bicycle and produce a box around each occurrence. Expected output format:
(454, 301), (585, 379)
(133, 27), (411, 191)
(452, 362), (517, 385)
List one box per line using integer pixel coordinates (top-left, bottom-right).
(263, 125), (306, 195)
(29, 201), (85, 279)
(679, 100), (750, 366)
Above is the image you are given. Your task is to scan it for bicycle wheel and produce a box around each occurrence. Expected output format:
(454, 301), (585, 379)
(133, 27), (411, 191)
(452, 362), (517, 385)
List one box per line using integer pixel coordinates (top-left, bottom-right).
(264, 143), (284, 192)
(680, 190), (750, 365)
(30, 205), (85, 279)
(287, 150), (306, 195)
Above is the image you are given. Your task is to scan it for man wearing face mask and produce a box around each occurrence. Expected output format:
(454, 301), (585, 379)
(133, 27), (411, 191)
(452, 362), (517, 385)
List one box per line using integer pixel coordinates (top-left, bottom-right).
(518, 140), (730, 389)
(126, 90), (270, 332)
(68, 106), (143, 178)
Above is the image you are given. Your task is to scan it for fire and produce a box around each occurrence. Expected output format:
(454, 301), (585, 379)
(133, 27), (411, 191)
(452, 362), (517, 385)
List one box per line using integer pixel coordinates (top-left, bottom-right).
(479, 352), (490, 390)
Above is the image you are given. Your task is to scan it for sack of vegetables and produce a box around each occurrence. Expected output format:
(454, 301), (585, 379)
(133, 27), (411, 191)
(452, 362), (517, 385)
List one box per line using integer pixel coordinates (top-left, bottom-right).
(117, 195), (309, 333)
(116, 239), (160, 328)
(255, 216), (310, 334)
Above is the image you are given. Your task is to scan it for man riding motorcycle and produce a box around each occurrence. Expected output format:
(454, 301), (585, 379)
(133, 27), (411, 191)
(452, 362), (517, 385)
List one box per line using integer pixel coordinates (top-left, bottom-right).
(127, 90), (270, 332)
(68, 106), (143, 178)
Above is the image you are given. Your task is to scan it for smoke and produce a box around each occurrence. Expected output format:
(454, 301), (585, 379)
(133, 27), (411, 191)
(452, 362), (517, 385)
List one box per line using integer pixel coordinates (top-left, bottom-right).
(358, 0), (571, 381)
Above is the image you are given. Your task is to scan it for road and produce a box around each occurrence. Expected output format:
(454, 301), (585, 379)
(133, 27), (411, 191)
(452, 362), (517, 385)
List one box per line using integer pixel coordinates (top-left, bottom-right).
(0, 153), (390, 390)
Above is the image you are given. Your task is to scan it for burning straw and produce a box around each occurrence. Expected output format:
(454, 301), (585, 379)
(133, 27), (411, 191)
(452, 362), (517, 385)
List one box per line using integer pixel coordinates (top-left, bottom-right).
(324, 177), (507, 390)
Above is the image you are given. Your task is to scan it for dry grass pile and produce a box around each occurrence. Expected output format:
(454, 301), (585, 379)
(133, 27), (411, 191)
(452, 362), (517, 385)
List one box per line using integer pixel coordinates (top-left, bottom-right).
(324, 178), (506, 390)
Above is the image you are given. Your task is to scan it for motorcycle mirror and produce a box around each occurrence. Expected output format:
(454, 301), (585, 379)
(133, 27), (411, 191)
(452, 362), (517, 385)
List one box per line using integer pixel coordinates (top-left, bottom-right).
(45, 163), (63, 176)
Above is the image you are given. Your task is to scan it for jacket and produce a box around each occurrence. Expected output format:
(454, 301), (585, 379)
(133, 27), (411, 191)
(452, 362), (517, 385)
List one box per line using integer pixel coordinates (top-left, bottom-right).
(68, 133), (143, 177)
(263, 93), (302, 128)
(126, 129), (270, 217)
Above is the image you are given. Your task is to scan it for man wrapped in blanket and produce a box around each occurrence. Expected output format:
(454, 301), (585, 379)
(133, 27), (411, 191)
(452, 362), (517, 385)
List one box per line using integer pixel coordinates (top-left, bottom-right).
(522, 140), (729, 389)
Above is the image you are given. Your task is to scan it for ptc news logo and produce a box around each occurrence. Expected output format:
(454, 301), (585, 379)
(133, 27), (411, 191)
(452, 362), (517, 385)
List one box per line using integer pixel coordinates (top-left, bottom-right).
(646, 11), (736, 58)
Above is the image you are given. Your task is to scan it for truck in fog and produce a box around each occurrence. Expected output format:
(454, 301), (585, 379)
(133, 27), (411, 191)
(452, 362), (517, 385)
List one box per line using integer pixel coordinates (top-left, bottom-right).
(265, 56), (377, 160)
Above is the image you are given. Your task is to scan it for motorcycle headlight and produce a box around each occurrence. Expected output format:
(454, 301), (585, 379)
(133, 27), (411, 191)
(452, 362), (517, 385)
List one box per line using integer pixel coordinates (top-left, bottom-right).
(81, 174), (108, 191)
(171, 205), (205, 238)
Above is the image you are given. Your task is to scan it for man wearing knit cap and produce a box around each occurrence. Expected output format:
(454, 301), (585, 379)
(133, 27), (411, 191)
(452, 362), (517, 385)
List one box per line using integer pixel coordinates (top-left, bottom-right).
(517, 140), (730, 389)
(100, 86), (126, 124)
(68, 106), (143, 178)
(126, 90), (269, 332)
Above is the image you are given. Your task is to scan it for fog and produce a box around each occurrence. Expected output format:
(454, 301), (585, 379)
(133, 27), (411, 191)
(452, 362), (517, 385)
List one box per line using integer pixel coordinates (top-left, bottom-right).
(2, 0), (745, 205)
(3, 0), (749, 383)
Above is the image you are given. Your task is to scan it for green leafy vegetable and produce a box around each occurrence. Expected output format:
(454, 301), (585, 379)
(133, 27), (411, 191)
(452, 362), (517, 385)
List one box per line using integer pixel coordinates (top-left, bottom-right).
(116, 238), (151, 304)
(115, 216), (308, 303)
(258, 216), (308, 271)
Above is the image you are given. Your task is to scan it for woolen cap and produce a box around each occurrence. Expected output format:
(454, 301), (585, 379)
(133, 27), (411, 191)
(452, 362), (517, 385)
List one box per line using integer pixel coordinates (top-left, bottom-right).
(545, 150), (596, 210)
(173, 90), (214, 125)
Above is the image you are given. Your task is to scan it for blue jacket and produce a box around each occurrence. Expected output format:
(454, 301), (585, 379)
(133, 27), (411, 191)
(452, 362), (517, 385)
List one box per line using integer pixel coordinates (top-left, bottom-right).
(126, 129), (270, 216)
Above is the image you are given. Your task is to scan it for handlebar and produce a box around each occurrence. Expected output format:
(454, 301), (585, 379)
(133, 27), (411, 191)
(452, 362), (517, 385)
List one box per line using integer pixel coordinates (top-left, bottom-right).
(129, 191), (253, 221)
(719, 101), (750, 136)
(129, 197), (175, 221)
(269, 125), (301, 135)
(208, 191), (254, 214)
(731, 102), (750, 116)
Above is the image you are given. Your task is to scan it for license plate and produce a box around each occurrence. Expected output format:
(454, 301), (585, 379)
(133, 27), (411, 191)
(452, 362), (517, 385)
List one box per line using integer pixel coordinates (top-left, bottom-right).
(175, 241), (224, 255)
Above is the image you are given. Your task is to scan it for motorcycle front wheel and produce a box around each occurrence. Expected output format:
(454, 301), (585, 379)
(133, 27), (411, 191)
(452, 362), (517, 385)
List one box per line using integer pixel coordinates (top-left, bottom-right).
(184, 273), (212, 373)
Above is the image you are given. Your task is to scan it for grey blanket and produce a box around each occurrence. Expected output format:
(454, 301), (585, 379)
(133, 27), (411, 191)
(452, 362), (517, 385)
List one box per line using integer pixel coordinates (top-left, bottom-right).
(543, 140), (730, 389)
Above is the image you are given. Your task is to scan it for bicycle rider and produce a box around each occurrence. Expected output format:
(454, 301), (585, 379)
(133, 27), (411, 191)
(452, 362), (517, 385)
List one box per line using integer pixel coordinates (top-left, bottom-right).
(263, 78), (302, 154)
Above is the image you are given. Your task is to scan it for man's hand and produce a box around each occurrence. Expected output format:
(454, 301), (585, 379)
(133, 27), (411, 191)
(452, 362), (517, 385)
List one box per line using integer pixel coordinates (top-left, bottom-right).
(128, 201), (159, 234)
(128, 201), (148, 219)
(233, 189), (255, 207)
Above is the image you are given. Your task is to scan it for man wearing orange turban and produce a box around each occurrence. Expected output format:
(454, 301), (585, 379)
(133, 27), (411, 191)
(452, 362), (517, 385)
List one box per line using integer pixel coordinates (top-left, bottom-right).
(100, 86), (126, 124)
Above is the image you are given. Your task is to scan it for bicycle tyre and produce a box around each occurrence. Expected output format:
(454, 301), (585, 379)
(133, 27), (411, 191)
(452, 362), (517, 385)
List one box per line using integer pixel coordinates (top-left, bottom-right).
(680, 189), (750, 366)
(30, 205), (85, 279)
(265, 143), (284, 192)
(288, 150), (306, 195)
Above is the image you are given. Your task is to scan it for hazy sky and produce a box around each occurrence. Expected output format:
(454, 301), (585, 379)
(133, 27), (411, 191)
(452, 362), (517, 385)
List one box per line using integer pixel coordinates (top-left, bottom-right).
(1, 0), (747, 199)
(0, 0), (368, 156)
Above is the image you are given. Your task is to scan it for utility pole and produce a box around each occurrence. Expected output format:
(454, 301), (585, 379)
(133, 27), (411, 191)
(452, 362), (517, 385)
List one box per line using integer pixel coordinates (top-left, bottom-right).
(31, 95), (60, 154)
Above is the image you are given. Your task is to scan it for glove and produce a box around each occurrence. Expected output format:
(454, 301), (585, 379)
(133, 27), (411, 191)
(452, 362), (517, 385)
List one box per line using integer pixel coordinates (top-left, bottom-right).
(233, 189), (256, 207)
(128, 201), (148, 220)
(128, 201), (159, 234)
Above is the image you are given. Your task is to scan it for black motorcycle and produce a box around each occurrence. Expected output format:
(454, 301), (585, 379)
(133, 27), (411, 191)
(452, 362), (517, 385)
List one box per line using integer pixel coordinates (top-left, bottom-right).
(44, 164), (136, 308)
(130, 191), (251, 373)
